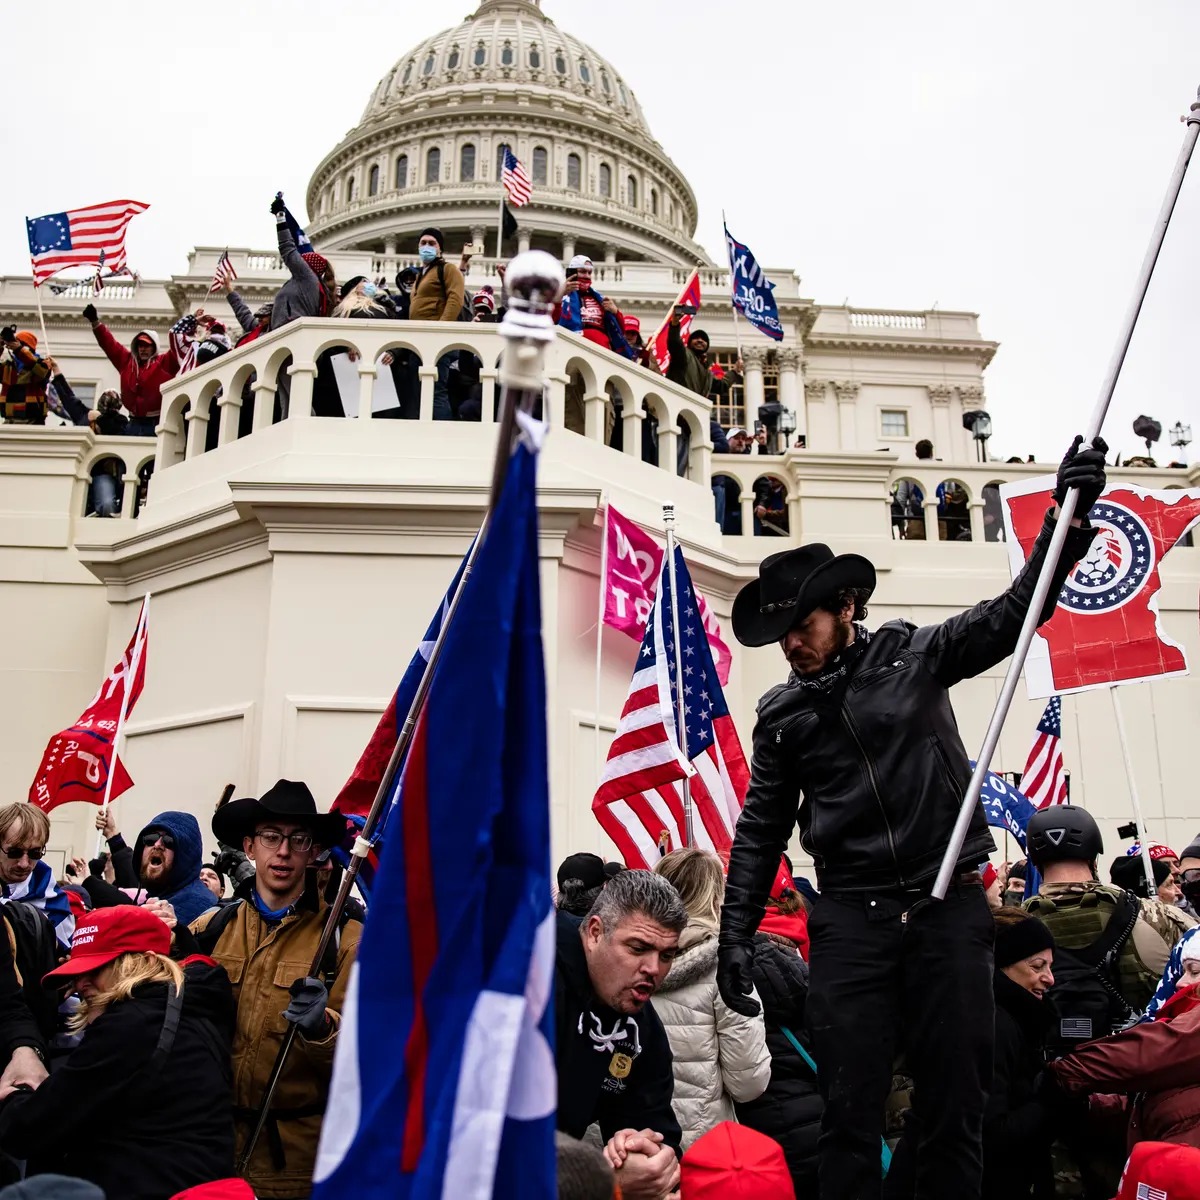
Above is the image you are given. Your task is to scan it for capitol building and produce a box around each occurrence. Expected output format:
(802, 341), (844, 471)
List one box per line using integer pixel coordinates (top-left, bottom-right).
(1, 0), (1196, 871)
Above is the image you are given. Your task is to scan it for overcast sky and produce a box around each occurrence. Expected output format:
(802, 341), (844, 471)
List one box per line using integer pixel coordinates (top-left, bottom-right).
(4, 0), (1199, 463)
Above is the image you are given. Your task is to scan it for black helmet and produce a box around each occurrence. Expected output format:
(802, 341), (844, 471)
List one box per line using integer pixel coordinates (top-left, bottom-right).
(1026, 804), (1104, 868)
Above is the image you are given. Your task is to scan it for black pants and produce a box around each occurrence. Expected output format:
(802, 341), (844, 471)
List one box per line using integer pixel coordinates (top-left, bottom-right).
(807, 882), (995, 1200)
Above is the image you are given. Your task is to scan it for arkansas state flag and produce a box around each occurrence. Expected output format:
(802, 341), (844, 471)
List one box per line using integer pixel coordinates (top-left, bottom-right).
(649, 270), (702, 374)
(1001, 479), (1200, 696)
(29, 597), (149, 812)
(603, 503), (733, 684)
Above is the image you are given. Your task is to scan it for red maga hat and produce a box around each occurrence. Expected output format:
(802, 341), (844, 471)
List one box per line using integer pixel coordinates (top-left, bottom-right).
(43, 905), (170, 983)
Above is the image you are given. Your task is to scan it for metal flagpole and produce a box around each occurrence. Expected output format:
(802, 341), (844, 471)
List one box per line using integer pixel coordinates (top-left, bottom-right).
(594, 494), (609, 784)
(496, 144), (508, 260)
(94, 594), (151, 857)
(722, 211), (745, 362)
(1109, 685), (1158, 898)
(238, 252), (565, 1172)
(934, 84), (1200, 899)
(662, 503), (695, 848)
(33, 284), (51, 356)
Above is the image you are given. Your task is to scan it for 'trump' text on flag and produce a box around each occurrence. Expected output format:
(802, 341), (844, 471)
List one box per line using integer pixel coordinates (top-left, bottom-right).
(725, 224), (783, 342)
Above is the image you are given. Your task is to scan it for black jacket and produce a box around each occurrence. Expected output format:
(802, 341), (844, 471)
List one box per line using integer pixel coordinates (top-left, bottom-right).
(723, 511), (1096, 920)
(733, 934), (823, 1195)
(0, 960), (236, 1200)
(983, 971), (1055, 1199)
(554, 913), (682, 1151)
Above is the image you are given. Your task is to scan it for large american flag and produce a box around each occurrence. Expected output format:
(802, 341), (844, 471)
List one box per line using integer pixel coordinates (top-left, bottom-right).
(1021, 695), (1068, 809)
(501, 147), (532, 207)
(209, 248), (237, 294)
(26, 199), (149, 286)
(593, 544), (749, 867)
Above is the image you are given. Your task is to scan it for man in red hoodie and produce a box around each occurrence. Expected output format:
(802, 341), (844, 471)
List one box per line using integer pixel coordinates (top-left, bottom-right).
(81, 303), (179, 436)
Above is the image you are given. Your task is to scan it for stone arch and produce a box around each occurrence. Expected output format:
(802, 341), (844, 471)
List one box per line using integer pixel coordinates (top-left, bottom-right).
(712, 471), (743, 535)
(937, 476), (973, 541)
(752, 471), (791, 537)
(892, 476), (926, 540)
(84, 455), (126, 518)
(677, 408), (706, 480)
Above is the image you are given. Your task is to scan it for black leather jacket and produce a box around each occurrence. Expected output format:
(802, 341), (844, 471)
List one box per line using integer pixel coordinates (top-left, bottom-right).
(722, 510), (1097, 939)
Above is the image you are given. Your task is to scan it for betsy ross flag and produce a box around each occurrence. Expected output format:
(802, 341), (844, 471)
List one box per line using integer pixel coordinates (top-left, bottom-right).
(210, 249), (237, 294)
(29, 598), (149, 812)
(315, 436), (555, 1200)
(26, 200), (149, 285)
(593, 544), (749, 867)
(1022, 696), (1068, 809)
(649, 270), (702, 374)
(501, 147), (532, 207)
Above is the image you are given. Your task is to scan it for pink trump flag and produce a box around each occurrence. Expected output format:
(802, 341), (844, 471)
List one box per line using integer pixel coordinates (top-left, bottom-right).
(602, 504), (732, 685)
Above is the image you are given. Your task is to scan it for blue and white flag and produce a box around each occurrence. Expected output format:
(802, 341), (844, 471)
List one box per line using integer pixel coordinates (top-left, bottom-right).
(724, 224), (783, 341)
(975, 765), (1038, 850)
(276, 192), (314, 253)
(314, 438), (555, 1200)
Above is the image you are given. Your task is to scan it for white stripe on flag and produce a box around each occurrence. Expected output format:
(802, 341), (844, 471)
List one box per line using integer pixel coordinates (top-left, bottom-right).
(607, 799), (660, 864)
(313, 963), (362, 1182)
(600, 740), (684, 785)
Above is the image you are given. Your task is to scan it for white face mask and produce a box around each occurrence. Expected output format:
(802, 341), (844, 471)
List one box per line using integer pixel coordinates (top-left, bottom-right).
(418, 245), (438, 263)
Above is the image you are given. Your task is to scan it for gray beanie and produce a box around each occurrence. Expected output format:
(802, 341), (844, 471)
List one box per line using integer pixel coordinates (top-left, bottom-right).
(0, 1178), (106, 1200)
(1180, 835), (1200, 864)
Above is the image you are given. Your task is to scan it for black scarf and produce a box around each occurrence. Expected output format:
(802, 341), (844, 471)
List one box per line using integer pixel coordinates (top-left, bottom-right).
(793, 623), (872, 695)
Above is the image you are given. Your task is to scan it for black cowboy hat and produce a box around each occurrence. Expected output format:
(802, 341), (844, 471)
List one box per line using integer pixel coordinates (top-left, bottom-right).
(212, 779), (347, 850)
(731, 544), (876, 648)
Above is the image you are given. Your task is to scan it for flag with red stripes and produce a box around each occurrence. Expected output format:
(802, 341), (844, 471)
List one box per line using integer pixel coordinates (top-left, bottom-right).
(648, 271), (702, 374)
(1021, 695), (1068, 809)
(210, 248), (238, 294)
(593, 543), (749, 867)
(501, 147), (533, 207)
(26, 200), (150, 286)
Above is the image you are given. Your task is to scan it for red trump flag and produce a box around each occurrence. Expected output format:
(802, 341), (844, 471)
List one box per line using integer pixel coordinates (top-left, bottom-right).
(29, 599), (149, 812)
(1001, 479), (1200, 696)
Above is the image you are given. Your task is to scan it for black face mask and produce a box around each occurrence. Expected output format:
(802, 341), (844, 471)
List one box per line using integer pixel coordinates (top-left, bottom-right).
(1182, 875), (1200, 910)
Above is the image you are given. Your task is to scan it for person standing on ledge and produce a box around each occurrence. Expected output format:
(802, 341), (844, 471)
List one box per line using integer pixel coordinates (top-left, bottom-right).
(715, 437), (1108, 1200)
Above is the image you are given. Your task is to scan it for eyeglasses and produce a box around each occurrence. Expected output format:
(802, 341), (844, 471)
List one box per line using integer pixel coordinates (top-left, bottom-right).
(2, 845), (45, 861)
(140, 831), (176, 850)
(254, 829), (314, 853)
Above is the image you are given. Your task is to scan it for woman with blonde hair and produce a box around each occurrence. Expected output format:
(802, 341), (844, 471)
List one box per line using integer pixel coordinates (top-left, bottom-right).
(653, 848), (770, 1148)
(0, 905), (235, 1199)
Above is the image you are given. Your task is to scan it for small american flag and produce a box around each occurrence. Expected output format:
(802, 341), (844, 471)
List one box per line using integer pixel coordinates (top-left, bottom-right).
(26, 199), (149, 286)
(91, 250), (106, 297)
(501, 147), (532, 207)
(593, 544), (749, 867)
(1136, 1185), (1168, 1200)
(209, 248), (237, 294)
(1059, 1016), (1093, 1040)
(1022, 695), (1068, 809)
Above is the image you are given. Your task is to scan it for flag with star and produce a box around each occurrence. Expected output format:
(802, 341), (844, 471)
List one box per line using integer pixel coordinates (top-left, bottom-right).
(26, 200), (149, 285)
(1001, 479), (1200, 696)
(1021, 697), (1069, 809)
(593, 544), (750, 867)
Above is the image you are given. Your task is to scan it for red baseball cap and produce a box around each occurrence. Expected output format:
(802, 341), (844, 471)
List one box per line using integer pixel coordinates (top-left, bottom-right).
(622, 314), (640, 334)
(44, 905), (171, 982)
(171, 1180), (257, 1200)
(1114, 1141), (1200, 1200)
(681, 1122), (796, 1200)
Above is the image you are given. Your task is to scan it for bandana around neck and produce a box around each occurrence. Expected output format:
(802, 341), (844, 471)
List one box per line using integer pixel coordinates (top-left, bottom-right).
(794, 622), (872, 694)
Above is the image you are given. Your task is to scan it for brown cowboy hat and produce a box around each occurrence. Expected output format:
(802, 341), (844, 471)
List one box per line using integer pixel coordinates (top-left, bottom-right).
(731, 544), (876, 648)
(212, 778), (346, 849)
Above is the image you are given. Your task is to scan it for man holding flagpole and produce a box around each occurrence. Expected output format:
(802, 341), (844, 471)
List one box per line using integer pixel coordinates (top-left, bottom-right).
(716, 438), (1108, 1200)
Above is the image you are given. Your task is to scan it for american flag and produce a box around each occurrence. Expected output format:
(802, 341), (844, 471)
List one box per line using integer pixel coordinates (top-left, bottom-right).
(593, 544), (749, 867)
(1136, 1184), (1168, 1200)
(26, 199), (149, 286)
(1021, 695), (1068, 809)
(209, 248), (237, 294)
(501, 147), (532, 207)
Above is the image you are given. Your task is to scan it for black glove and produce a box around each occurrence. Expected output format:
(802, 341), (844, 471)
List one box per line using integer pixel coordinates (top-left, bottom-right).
(1053, 434), (1109, 516)
(284, 976), (331, 1038)
(270, 194), (286, 216)
(0, 326), (15, 344)
(716, 941), (760, 1017)
(82, 304), (98, 325)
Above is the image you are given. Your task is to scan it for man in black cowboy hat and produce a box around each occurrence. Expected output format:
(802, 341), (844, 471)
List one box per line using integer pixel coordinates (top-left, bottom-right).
(716, 438), (1108, 1200)
(190, 780), (357, 1200)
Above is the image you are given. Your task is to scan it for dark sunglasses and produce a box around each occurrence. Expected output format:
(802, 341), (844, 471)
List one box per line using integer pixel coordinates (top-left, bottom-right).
(140, 831), (176, 850)
(2, 845), (45, 861)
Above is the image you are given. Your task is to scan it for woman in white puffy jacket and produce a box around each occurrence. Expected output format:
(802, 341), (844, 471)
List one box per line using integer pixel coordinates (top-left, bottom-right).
(652, 848), (771, 1148)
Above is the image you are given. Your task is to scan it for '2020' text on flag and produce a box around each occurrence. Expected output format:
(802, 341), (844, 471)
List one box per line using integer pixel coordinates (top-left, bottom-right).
(314, 438), (554, 1200)
(603, 504), (733, 685)
(724, 224), (783, 342)
(1001, 479), (1200, 696)
(593, 543), (749, 867)
(26, 200), (149, 286)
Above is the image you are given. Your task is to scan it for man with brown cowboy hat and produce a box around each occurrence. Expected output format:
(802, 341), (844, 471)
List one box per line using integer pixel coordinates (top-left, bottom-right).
(715, 438), (1109, 1200)
(190, 780), (357, 1200)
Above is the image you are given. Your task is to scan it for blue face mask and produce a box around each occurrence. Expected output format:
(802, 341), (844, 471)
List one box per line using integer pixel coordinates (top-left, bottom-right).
(418, 245), (438, 263)
(362, 282), (378, 298)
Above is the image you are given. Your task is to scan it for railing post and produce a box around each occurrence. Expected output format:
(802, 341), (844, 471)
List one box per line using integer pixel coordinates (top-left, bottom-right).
(418, 365), (437, 421)
(658, 422), (679, 473)
(479, 367), (499, 424)
(120, 474), (139, 519)
(217, 391), (242, 445)
(357, 362), (377, 421)
(584, 392), (608, 445)
(740, 489), (755, 535)
(184, 402), (210, 460)
(547, 374), (568, 430)
(621, 398), (643, 457)
(251, 381), (276, 433)
(969, 499), (985, 543)
(288, 362), (317, 419)
(923, 496), (942, 542)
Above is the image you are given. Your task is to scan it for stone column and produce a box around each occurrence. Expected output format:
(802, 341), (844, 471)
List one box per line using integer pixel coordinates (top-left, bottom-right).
(777, 347), (803, 444)
(969, 499), (985, 543)
(803, 379), (826, 449)
(922, 495), (942, 542)
(658, 424), (679, 474)
(833, 381), (860, 451)
(562, 235), (576, 262)
(470, 225), (487, 253)
(288, 363), (318, 419)
(743, 346), (767, 427)
(251, 380), (276, 433)
(184, 404), (209, 460)
(517, 230), (531, 254)
(383, 237), (397, 257)
(928, 385), (954, 458)
(604, 242), (617, 264)
(216, 392), (242, 446)
(120, 474), (139, 518)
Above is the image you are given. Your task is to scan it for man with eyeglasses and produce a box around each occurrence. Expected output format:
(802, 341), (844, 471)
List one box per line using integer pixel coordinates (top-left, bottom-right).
(0, 803), (73, 952)
(190, 779), (356, 1200)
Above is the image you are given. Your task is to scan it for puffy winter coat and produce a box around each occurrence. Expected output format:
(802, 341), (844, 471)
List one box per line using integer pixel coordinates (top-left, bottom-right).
(734, 932), (823, 1197)
(91, 322), (179, 418)
(1051, 982), (1200, 1150)
(651, 919), (770, 1148)
(0, 959), (235, 1200)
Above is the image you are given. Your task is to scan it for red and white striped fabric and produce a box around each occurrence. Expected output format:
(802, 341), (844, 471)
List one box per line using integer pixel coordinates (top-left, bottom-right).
(26, 200), (149, 285)
(593, 543), (749, 868)
(210, 248), (238, 294)
(501, 147), (532, 207)
(1021, 695), (1069, 809)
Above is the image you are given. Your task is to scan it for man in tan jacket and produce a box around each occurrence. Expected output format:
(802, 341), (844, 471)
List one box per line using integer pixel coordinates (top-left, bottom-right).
(409, 227), (465, 421)
(191, 780), (358, 1200)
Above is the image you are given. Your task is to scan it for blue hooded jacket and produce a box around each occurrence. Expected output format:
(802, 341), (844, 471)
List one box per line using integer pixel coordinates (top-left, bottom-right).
(134, 811), (217, 927)
(557, 288), (637, 360)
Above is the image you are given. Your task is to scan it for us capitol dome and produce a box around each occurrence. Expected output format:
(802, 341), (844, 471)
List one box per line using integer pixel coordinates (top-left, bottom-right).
(306, 0), (708, 267)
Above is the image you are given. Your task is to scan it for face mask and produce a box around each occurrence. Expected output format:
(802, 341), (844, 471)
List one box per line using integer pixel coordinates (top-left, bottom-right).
(362, 283), (378, 298)
(418, 245), (438, 263)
